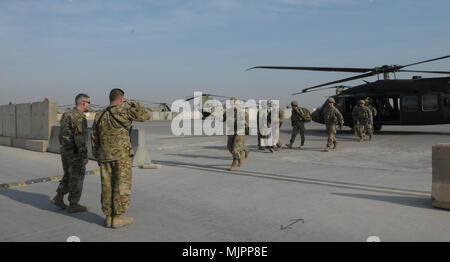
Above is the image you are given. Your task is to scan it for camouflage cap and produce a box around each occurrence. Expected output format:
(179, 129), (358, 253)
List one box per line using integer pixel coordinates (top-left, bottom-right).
(291, 100), (298, 106)
(328, 97), (336, 104)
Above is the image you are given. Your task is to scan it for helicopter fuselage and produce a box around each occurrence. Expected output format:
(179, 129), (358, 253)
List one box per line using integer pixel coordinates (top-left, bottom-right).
(312, 76), (450, 129)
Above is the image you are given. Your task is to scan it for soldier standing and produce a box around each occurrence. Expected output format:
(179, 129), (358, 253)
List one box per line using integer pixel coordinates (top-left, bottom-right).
(224, 97), (249, 171)
(324, 98), (344, 152)
(352, 100), (373, 142)
(91, 89), (150, 228)
(285, 100), (308, 149)
(51, 93), (90, 213)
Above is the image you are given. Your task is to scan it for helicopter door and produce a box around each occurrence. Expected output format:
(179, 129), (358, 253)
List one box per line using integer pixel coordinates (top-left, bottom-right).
(400, 94), (441, 124)
(377, 96), (401, 123)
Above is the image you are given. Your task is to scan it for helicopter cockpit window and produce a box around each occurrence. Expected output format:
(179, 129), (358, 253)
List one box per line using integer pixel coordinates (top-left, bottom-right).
(422, 95), (438, 112)
(402, 96), (418, 112)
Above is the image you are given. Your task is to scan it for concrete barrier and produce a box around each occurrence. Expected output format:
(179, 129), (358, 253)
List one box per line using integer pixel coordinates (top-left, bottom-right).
(47, 126), (160, 168)
(0, 136), (12, 146)
(12, 137), (49, 152)
(16, 103), (32, 139)
(31, 101), (57, 140)
(3, 104), (16, 137)
(0, 105), (4, 136)
(432, 144), (450, 210)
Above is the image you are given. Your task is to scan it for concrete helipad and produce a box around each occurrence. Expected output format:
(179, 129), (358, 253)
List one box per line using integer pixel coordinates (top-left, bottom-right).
(1, 120), (450, 241)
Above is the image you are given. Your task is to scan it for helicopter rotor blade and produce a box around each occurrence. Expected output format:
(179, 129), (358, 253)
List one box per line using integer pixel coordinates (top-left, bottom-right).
(294, 72), (375, 95)
(247, 66), (372, 73)
(400, 55), (450, 69)
(398, 69), (450, 74)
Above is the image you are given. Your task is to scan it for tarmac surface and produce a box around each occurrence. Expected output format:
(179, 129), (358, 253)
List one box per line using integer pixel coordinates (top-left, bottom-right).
(1, 120), (450, 242)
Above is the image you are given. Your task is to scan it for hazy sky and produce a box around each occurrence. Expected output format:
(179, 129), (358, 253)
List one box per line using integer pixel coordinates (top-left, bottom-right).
(1, 0), (450, 108)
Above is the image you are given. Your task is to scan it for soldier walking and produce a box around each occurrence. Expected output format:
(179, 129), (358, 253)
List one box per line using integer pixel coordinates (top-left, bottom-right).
(91, 89), (150, 228)
(324, 98), (344, 152)
(224, 97), (249, 171)
(286, 100), (309, 149)
(51, 93), (90, 213)
(365, 97), (377, 139)
(352, 100), (373, 142)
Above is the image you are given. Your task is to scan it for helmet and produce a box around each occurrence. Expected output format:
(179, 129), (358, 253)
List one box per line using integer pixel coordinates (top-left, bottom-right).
(359, 100), (366, 105)
(230, 96), (238, 102)
(328, 98), (335, 104)
(365, 97), (373, 103)
(291, 100), (298, 107)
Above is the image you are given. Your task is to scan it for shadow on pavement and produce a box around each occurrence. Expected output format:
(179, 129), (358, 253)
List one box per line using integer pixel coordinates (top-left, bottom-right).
(0, 188), (105, 226)
(331, 192), (435, 210)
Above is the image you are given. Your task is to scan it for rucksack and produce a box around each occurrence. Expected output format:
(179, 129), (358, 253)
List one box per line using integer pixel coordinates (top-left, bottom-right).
(301, 108), (312, 122)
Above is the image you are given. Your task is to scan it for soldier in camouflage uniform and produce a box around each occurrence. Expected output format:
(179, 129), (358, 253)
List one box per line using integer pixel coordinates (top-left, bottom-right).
(91, 89), (150, 228)
(324, 98), (344, 152)
(286, 100), (308, 149)
(365, 97), (377, 140)
(52, 93), (90, 213)
(352, 100), (373, 142)
(224, 97), (249, 171)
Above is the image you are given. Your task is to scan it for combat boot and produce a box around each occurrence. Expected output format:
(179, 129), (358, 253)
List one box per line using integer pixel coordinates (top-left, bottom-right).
(229, 159), (238, 171)
(276, 145), (282, 151)
(285, 143), (293, 149)
(333, 141), (339, 149)
(269, 147), (274, 153)
(105, 216), (112, 228)
(238, 154), (244, 167)
(359, 137), (364, 142)
(244, 148), (250, 158)
(68, 203), (90, 213)
(112, 215), (134, 229)
(51, 193), (67, 209)
(324, 147), (330, 152)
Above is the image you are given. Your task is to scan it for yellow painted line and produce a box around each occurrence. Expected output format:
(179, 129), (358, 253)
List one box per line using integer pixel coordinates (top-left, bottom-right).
(0, 170), (100, 190)
(164, 162), (431, 197)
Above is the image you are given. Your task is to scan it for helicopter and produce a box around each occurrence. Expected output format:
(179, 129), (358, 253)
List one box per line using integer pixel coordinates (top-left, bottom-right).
(133, 99), (172, 112)
(247, 55), (450, 131)
(185, 93), (232, 120)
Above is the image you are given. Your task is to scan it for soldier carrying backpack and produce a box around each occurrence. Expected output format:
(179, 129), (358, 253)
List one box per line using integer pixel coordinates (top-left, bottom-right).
(286, 100), (310, 149)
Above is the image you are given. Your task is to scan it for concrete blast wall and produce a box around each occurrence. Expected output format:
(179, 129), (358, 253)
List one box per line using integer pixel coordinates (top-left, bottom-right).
(0, 105), (4, 136)
(16, 103), (32, 139)
(31, 101), (57, 140)
(3, 104), (16, 137)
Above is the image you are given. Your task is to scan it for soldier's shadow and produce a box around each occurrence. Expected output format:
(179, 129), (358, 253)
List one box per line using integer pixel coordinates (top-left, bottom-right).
(0, 188), (105, 226)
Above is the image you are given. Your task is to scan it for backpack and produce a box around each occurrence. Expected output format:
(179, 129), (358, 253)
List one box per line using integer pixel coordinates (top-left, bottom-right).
(301, 108), (312, 122)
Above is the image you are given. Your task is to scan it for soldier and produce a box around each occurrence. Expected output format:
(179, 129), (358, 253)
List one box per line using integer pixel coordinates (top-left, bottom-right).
(324, 98), (344, 152)
(51, 93), (90, 213)
(91, 89), (150, 228)
(352, 100), (373, 142)
(224, 97), (249, 171)
(285, 100), (308, 149)
(365, 97), (377, 139)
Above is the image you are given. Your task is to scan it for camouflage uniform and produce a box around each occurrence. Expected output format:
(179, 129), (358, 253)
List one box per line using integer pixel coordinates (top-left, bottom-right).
(56, 108), (88, 204)
(324, 101), (344, 150)
(288, 106), (308, 148)
(352, 102), (372, 141)
(365, 98), (377, 137)
(225, 108), (249, 160)
(91, 101), (150, 217)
